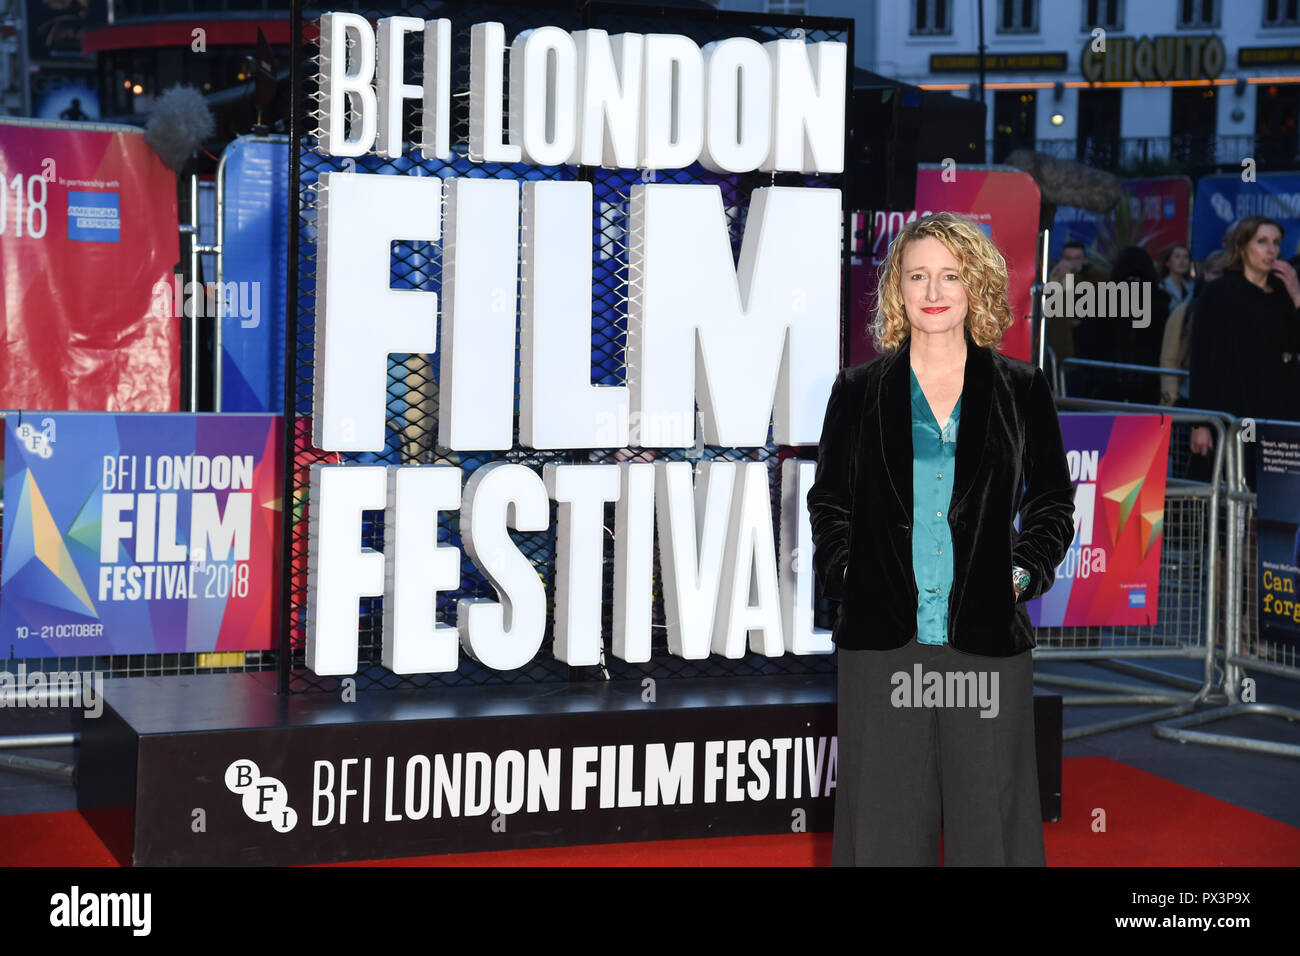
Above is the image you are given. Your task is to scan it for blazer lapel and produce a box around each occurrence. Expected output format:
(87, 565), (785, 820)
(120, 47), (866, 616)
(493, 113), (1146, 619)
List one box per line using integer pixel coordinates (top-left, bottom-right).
(878, 330), (994, 520)
(879, 338), (913, 519)
(951, 330), (993, 512)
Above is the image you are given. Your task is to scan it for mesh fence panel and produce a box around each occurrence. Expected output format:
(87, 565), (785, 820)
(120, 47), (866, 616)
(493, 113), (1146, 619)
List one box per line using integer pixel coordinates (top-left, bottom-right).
(286, 1), (851, 691)
(1034, 489), (1211, 654)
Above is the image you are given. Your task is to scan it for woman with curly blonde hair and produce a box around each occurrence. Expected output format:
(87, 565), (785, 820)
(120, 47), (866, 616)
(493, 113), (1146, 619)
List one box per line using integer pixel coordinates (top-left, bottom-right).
(807, 212), (1076, 866)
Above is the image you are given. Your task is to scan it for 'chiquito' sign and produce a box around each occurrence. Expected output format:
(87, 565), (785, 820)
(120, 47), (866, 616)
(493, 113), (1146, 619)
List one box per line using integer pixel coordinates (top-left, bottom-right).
(307, 13), (846, 676)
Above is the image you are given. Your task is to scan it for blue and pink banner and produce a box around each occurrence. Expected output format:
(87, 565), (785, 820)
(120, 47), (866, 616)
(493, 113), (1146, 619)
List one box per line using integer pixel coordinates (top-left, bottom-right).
(1049, 175), (1192, 267)
(1, 412), (282, 658)
(1028, 412), (1171, 628)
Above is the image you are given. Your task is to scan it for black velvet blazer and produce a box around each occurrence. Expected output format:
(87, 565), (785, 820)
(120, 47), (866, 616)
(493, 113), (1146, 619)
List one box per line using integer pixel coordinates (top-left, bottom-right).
(806, 330), (1077, 657)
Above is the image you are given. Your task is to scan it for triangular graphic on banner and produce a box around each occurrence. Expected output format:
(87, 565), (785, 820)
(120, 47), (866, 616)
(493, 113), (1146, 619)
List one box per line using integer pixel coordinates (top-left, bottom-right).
(8, 471), (97, 614)
(1102, 476), (1143, 547)
(1140, 508), (1164, 560)
(67, 480), (103, 554)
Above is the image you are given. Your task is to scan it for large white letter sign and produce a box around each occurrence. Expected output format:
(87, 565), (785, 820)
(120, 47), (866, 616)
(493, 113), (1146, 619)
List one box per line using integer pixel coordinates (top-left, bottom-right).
(420, 18), (452, 160)
(314, 172), (442, 452)
(762, 39), (846, 174)
(306, 465), (387, 675)
(458, 463), (549, 670)
(439, 177), (519, 451)
(519, 180), (629, 449)
(780, 459), (832, 654)
(640, 34), (704, 169)
(469, 22), (522, 163)
(627, 183), (840, 448)
(700, 38), (772, 174)
(655, 461), (734, 659)
(319, 12), (377, 157)
(382, 466), (463, 674)
(544, 464), (621, 666)
(376, 16), (424, 158)
(509, 26), (579, 166)
(612, 462), (655, 663)
(714, 461), (783, 658)
(570, 30), (644, 168)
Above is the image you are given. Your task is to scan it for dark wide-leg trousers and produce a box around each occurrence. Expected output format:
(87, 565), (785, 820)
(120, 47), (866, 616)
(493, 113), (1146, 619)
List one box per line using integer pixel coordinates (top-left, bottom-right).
(832, 640), (1046, 866)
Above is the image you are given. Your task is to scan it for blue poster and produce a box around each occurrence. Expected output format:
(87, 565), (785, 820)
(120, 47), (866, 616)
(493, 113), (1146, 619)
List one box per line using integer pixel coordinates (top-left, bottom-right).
(1191, 172), (1300, 261)
(220, 136), (290, 413)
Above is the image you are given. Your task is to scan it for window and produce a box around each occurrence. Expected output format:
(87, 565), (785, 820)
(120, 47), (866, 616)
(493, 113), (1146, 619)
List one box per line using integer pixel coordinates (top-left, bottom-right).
(993, 90), (1037, 162)
(1170, 86), (1217, 165)
(1076, 88), (1122, 170)
(1255, 84), (1300, 167)
(765, 0), (808, 13)
(997, 0), (1039, 33)
(912, 0), (952, 35)
(1264, 0), (1300, 27)
(1082, 0), (1123, 30)
(1177, 0), (1220, 28)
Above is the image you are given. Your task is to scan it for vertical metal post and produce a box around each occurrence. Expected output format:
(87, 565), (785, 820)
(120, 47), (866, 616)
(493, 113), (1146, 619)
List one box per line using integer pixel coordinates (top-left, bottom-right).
(214, 150), (228, 412)
(1208, 418), (1226, 696)
(1036, 227), (1049, 372)
(188, 173), (200, 412)
(280, 0), (304, 696)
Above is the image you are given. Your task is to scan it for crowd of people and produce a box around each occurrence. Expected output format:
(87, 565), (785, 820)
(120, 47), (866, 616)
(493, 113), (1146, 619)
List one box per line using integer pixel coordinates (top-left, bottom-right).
(1044, 216), (1300, 483)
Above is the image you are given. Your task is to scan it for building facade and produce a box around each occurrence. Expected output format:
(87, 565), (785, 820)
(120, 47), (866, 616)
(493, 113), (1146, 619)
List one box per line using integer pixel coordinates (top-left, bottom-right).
(720, 0), (1300, 172)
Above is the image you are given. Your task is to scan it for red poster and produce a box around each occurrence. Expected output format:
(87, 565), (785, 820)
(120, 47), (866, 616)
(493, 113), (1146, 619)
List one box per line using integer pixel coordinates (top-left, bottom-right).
(0, 119), (180, 410)
(850, 165), (1041, 366)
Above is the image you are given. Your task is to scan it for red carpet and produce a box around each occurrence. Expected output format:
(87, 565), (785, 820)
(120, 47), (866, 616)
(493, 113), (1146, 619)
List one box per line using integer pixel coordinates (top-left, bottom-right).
(4, 758), (1297, 866)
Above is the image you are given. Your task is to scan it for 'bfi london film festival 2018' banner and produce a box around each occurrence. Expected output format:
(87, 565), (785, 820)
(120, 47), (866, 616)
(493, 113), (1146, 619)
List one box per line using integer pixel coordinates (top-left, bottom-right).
(1, 413), (282, 657)
(1191, 172), (1300, 261)
(850, 165), (1041, 366)
(1257, 422), (1300, 652)
(1027, 412), (1171, 628)
(0, 119), (180, 410)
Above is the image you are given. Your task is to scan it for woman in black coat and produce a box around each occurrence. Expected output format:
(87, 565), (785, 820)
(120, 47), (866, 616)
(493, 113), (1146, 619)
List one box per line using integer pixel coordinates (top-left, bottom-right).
(807, 212), (1076, 866)
(1188, 216), (1300, 487)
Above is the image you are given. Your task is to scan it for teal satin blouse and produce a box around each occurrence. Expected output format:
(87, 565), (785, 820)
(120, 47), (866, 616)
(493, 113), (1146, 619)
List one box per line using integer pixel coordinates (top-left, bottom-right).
(910, 366), (962, 646)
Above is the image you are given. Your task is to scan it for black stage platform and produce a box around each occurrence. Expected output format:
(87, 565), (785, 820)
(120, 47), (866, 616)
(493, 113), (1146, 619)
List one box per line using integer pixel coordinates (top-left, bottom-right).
(78, 672), (1062, 865)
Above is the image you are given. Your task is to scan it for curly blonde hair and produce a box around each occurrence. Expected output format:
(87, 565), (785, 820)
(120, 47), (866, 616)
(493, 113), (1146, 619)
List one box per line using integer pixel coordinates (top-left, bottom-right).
(870, 212), (1015, 353)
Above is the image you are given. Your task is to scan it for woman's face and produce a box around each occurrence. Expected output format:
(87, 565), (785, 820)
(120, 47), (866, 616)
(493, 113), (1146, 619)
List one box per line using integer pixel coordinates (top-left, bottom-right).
(1243, 225), (1282, 275)
(900, 236), (968, 336)
(1168, 246), (1190, 276)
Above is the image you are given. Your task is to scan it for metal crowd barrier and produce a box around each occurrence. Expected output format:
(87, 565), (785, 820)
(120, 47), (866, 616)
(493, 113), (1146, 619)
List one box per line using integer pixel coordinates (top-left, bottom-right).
(1059, 356), (1198, 477)
(1156, 417), (1300, 759)
(1032, 392), (1234, 739)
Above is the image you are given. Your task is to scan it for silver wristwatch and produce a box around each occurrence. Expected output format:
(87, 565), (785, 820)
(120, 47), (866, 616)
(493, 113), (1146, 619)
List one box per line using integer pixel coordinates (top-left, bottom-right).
(1012, 565), (1031, 597)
